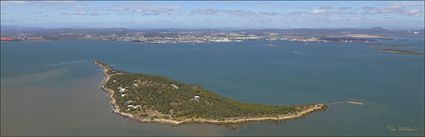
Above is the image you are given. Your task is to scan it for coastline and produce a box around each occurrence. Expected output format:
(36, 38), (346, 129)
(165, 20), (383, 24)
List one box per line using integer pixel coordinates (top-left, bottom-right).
(377, 49), (425, 55)
(94, 61), (326, 126)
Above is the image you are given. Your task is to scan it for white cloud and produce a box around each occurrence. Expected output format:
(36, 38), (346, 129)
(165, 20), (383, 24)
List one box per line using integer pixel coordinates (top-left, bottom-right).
(362, 3), (424, 16)
(1, 1), (26, 6)
(405, 9), (422, 16)
(191, 8), (256, 17)
(312, 7), (333, 14)
(107, 3), (180, 16)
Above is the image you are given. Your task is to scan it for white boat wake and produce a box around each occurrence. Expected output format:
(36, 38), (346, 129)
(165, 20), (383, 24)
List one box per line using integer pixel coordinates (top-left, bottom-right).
(43, 59), (89, 67)
(293, 51), (305, 55)
(324, 100), (364, 105)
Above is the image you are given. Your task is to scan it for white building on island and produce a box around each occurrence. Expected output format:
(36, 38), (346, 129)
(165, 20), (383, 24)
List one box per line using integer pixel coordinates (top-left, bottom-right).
(127, 105), (141, 109)
(190, 95), (200, 101)
(170, 84), (179, 89)
(117, 87), (126, 93)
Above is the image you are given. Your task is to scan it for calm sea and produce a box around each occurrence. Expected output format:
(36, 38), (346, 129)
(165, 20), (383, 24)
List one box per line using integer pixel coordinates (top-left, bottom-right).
(1, 39), (424, 136)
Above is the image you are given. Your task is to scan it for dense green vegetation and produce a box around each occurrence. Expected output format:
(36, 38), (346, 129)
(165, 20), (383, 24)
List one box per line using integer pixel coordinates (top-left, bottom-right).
(99, 61), (318, 121)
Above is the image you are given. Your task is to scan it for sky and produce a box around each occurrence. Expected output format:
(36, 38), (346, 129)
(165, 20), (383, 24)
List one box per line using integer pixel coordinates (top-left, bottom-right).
(1, 1), (424, 29)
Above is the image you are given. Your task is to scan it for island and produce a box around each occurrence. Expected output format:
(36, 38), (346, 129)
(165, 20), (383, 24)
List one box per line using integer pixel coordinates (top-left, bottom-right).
(94, 60), (326, 126)
(368, 43), (408, 47)
(377, 49), (425, 55)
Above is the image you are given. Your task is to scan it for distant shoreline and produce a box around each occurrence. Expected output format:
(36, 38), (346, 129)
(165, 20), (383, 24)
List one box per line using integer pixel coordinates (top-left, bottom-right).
(94, 60), (326, 126)
(377, 49), (425, 55)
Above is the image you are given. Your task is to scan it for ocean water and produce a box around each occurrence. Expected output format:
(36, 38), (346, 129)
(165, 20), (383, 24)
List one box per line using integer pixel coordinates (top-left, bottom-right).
(1, 39), (424, 136)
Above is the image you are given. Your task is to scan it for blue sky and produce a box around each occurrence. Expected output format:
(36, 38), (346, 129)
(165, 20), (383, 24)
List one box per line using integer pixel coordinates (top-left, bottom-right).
(1, 1), (424, 29)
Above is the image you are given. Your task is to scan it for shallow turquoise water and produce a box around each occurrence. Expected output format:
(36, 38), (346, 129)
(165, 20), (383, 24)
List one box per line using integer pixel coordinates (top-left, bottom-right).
(1, 39), (424, 136)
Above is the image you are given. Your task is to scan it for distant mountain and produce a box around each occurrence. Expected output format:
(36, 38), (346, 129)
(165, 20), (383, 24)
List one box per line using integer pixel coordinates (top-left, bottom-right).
(1, 25), (47, 35)
(369, 27), (390, 33)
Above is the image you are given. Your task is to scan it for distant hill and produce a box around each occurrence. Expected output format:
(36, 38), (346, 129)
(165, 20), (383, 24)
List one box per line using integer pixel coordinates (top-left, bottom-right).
(1, 25), (46, 33)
